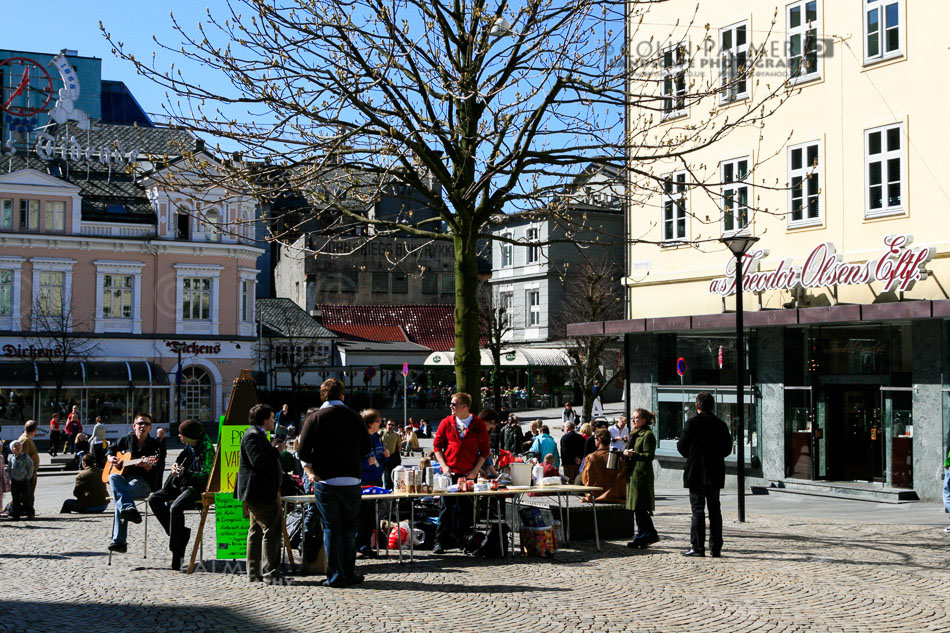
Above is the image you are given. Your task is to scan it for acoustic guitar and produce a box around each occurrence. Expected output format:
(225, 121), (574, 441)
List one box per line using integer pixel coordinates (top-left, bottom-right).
(102, 451), (158, 483)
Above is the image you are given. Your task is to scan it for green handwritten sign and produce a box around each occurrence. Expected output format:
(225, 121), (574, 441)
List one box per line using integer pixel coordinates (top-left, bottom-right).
(214, 493), (249, 559)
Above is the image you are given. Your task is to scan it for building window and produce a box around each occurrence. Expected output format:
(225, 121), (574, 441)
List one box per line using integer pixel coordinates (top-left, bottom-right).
(720, 22), (749, 103)
(526, 227), (540, 264)
(526, 289), (540, 326)
(662, 171), (688, 242)
(392, 273), (408, 294)
(500, 291), (513, 329)
(20, 200), (39, 231)
(44, 201), (65, 232)
(422, 273), (438, 294)
(180, 365), (213, 422)
(788, 141), (821, 226)
(37, 271), (65, 316)
(788, 1), (819, 82)
(241, 279), (254, 322)
(182, 278), (212, 320)
(865, 0), (902, 63)
(176, 211), (190, 240)
(865, 123), (903, 218)
(0, 199), (12, 229)
(372, 272), (389, 293)
(101, 274), (133, 318)
(205, 208), (220, 242)
(440, 273), (455, 295)
(721, 157), (750, 234)
(0, 270), (12, 317)
(501, 233), (513, 267)
(662, 44), (687, 118)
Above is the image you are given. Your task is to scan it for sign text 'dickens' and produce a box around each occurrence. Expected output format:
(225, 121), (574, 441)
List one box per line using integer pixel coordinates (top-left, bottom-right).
(709, 235), (933, 297)
(164, 341), (222, 355)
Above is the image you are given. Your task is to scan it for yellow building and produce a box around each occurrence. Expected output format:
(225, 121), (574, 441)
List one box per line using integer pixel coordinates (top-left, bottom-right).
(574, 1), (948, 500)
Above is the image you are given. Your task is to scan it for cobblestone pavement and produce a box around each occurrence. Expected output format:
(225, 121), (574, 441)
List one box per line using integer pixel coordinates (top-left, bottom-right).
(5, 471), (950, 633)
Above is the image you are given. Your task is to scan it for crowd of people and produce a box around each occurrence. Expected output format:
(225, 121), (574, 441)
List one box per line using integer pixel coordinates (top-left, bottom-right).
(0, 385), (735, 580)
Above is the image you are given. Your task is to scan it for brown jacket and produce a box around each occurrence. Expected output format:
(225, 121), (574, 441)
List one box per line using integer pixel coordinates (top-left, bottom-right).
(17, 433), (39, 478)
(73, 466), (109, 510)
(581, 448), (627, 503)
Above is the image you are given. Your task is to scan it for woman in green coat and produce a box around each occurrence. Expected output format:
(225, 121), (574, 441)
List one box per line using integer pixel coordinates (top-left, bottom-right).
(623, 408), (658, 549)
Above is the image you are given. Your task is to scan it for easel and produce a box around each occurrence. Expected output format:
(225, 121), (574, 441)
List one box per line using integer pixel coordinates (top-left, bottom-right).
(186, 369), (295, 574)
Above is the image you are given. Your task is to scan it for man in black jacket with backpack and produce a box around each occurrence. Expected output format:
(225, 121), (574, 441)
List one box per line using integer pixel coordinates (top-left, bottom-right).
(677, 391), (733, 558)
(297, 378), (371, 588)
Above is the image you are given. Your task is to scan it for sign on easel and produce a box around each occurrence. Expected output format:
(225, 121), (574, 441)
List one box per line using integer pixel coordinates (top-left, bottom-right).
(214, 413), (251, 559)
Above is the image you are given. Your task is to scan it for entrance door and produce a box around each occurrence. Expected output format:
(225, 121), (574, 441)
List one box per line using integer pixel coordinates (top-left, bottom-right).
(825, 387), (882, 482)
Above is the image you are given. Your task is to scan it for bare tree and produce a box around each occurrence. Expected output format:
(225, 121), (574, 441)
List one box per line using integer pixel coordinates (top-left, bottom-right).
(556, 254), (623, 423)
(478, 282), (515, 413)
(257, 299), (332, 395)
(25, 300), (100, 415)
(102, 0), (792, 411)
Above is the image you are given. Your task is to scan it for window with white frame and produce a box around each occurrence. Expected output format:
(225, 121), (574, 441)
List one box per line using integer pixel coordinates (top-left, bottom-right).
(526, 227), (540, 264)
(182, 278), (212, 320)
(662, 44), (687, 118)
(662, 171), (688, 242)
(37, 271), (65, 316)
(0, 270), (12, 317)
(526, 289), (540, 326)
(500, 291), (513, 329)
(44, 201), (65, 232)
(20, 199), (39, 231)
(101, 274), (133, 318)
(789, 141), (821, 226)
(865, 0), (902, 63)
(0, 199), (12, 229)
(722, 157), (750, 234)
(205, 208), (220, 242)
(241, 279), (254, 322)
(501, 233), (513, 267)
(788, 1), (819, 81)
(720, 22), (749, 103)
(866, 123), (903, 217)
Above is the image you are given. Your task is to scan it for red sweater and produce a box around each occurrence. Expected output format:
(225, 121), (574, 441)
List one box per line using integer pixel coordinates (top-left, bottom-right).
(433, 414), (490, 475)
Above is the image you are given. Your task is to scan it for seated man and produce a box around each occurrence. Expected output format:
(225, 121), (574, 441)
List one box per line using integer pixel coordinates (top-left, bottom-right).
(61, 454), (109, 514)
(73, 433), (91, 470)
(106, 413), (162, 554)
(148, 419), (214, 570)
(402, 427), (420, 456)
(580, 428), (627, 503)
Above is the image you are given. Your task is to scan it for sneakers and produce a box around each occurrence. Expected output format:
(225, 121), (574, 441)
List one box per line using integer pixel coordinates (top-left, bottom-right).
(108, 541), (127, 553)
(121, 507), (142, 524)
(943, 525), (950, 533)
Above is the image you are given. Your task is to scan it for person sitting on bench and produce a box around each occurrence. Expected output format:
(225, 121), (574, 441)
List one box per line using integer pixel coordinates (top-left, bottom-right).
(148, 419), (214, 570)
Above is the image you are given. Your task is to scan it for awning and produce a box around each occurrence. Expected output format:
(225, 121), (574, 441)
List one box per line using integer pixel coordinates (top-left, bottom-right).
(423, 349), (571, 368)
(0, 361), (169, 387)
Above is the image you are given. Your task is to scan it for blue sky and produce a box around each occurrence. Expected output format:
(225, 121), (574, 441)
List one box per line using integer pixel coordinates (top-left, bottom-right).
(4, 1), (218, 119)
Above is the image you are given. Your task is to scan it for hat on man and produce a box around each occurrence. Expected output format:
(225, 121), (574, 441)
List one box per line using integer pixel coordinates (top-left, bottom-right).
(179, 419), (204, 440)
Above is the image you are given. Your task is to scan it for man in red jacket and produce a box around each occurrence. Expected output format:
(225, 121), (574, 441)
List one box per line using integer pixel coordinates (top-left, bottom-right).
(432, 392), (490, 554)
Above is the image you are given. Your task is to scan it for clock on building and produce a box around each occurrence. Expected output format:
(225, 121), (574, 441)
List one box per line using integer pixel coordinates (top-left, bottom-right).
(1, 57), (54, 118)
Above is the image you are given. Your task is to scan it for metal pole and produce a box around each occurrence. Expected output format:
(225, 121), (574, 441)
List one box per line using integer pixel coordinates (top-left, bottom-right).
(403, 372), (408, 429)
(176, 347), (182, 428)
(735, 251), (746, 523)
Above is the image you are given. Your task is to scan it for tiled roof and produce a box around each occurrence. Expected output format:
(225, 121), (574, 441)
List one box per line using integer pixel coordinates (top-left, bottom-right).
(317, 304), (457, 351)
(257, 298), (336, 339)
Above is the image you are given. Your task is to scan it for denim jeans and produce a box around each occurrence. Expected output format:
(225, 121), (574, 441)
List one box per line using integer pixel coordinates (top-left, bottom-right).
(943, 469), (950, 514)
(109, 474), (152, 544)
(314, 482), (362, 586)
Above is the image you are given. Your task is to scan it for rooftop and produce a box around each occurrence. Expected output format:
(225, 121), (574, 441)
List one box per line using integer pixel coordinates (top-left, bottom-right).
(317, 304), (457, 351)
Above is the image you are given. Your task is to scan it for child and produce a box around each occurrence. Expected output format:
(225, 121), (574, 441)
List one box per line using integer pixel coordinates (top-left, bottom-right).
(7, 441), (34, 520)
(543, 453), (568, 483)
(0, 441), (10, 514)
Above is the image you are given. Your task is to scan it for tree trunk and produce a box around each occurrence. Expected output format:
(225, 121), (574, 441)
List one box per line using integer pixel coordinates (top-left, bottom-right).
(453, 232), (482, 412)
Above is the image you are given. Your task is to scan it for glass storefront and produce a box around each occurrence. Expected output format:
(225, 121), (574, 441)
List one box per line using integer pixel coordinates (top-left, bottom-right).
(655, 386), (757, 461)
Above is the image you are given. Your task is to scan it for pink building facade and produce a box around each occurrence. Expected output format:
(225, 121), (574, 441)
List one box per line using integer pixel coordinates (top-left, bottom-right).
(0, 131), (262, 437)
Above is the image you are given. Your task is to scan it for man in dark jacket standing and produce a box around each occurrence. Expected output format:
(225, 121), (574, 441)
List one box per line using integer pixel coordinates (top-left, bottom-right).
(500, 416), (524, 455)
(560, 421), (586, 483)
(677, 391), (733, 558)
(235, 404), (284, 583)
(297, 378), (370, 588)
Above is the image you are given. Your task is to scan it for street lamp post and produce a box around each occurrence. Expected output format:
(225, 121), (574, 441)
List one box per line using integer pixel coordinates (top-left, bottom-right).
(719, 234), (759, 524)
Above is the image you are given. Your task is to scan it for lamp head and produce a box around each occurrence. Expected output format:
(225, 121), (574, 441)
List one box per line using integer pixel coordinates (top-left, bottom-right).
(720, 234), (760, 257)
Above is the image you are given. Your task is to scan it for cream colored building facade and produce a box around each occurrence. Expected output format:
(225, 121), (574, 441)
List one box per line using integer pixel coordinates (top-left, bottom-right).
(588, 0), (950, 500)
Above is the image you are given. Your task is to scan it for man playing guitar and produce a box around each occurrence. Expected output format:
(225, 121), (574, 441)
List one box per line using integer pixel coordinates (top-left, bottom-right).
(148, 419), (214, 570)
(106, 413), (162, 553)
